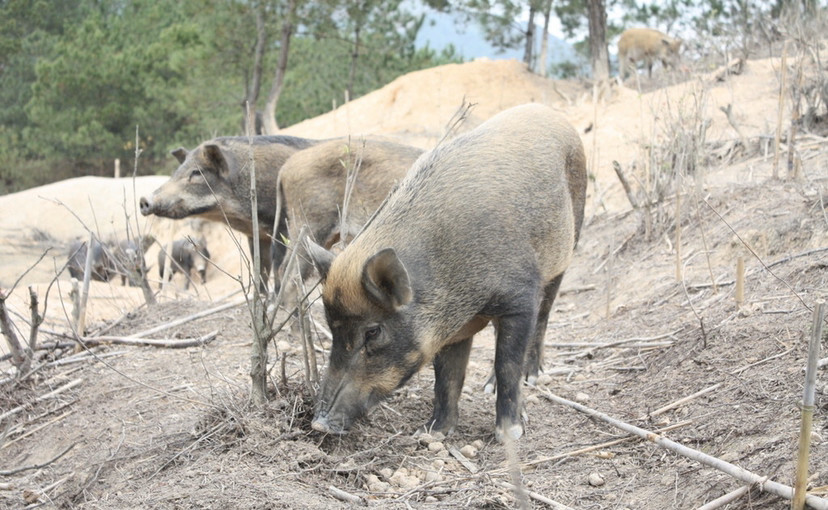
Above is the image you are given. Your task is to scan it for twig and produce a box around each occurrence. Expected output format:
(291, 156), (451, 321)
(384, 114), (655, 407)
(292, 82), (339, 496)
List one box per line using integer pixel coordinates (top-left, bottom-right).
(1, 410), (74, 449)
(448, 446), (479, 474)
(540, 389), (828, 510)
(513, 420), (692, 471)
(328, 485), (366, 506)
(75, 231), (96, 337)
(0, 289), (30, 374)
(0, 378), (83, 423)
(0, 443), (76, 476)
(612, 160), (642, 209)
(731, 348), (793, 375)
(641, 383), (721, 420)
(82, 330), (218, 349)
(495, 481), (575, 510)
(129, 299), (244, 338)
(697, 481), (764, 510)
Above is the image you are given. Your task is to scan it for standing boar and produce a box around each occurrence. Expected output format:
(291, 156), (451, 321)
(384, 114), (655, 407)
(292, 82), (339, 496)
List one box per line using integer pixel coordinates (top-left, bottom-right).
(278, 138), (424, 311)
(66, 239), (114, 282)
(618, 28), (682, 80)
(158, 238), (211, 290)
(110, 235), (155, 286)
(139, 135), (318, 289)
(306, 104), (586, 442)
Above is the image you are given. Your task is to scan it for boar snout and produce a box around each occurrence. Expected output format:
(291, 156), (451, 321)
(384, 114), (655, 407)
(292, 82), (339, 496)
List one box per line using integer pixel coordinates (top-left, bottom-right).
(139, 196), (153, 216)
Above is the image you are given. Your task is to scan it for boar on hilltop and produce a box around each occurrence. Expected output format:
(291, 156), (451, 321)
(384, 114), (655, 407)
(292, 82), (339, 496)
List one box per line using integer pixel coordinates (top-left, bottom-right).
(618, 28), (682, 80)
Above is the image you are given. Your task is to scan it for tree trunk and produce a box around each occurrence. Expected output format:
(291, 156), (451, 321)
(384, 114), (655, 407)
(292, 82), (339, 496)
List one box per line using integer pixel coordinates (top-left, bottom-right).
(538, 0), (552, 76)
(262, 0), (297, 134)
(587, 0), (610, 82)
(243, 3), (267, 135)
(523, 3), (536, 67)
(347, 26), (361, 102)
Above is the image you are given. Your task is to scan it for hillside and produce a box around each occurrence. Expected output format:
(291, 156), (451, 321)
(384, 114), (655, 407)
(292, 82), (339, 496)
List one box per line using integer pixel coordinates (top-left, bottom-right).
(1, 56), (827, 509)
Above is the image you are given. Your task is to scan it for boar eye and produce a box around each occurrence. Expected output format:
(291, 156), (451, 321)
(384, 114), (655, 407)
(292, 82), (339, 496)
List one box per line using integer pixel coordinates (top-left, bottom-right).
(364, 326), (381, 343)
(188, 169), (204, 181)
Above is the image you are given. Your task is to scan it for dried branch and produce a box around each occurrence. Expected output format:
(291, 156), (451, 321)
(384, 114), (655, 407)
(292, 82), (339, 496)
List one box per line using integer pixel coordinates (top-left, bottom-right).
(328, 485), (366, 506)
(0, 443), (76, 476)
(540, 389), (828, 510)
(82, 330), (218, 349)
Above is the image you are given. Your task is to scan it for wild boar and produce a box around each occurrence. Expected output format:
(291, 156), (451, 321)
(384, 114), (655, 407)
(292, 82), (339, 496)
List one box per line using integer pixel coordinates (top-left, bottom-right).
(157, 238), (211, 290)
(110, 235), (155, 286)
(306, 104), (587, 442)
(618, 28), (682, 80)
(139, 135), (318, 289)
(66, 239), (114, 282)
(278, 138), (424, 313)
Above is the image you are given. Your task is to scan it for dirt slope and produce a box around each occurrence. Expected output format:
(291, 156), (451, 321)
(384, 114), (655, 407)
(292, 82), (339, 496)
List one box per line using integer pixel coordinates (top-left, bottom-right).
(1, 56), (827, 510)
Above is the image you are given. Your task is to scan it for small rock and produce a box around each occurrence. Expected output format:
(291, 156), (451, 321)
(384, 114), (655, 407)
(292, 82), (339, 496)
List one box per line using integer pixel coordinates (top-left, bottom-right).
(425, 496), (438, 503)
(812, 431), (824, 444)
(276, 340), (292, 352)
(428, 441), (445, 452)
(459, 445), (478, 458)
(436, 449), (450, 458)
(472, 439), (485, 450)
(432, 459), (445, 470)
(525, 394), (539, 405)
(431, 432), (446, 441)
(588, 472), (605, 487)
(424, 470), (442, 483)
(536, 373), (553, 386)
(573, 373), (587, 381)
(595, 451), (615, 459)
(575, 392), (590, 403)
(417, 432), (434, 445)
(379, 467), (394, 480)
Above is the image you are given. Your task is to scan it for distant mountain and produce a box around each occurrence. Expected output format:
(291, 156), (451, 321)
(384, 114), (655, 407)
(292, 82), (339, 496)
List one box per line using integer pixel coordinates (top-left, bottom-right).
(414, 6), (579, 74)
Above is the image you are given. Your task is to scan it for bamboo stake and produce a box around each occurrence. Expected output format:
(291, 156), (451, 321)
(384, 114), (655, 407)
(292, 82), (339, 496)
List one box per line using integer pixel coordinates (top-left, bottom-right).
(642, 383), (722, 420)
(735, 256), (745, 307)
(540, 389), (828, 510)
(793, 301), (825, 510)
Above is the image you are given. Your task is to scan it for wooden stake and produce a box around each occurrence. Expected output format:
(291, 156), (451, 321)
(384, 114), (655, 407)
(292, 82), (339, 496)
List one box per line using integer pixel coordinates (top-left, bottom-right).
(75, 232), (95, 339)
(735, 256), (745, 307)
(792, 301), (825, 510)
(114, 158), (120, 179)
(540, 390), (828, 509)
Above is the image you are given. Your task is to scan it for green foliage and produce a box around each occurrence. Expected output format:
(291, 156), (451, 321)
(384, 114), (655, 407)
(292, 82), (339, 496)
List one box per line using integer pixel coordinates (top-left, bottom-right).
(0, 0), (458, 193)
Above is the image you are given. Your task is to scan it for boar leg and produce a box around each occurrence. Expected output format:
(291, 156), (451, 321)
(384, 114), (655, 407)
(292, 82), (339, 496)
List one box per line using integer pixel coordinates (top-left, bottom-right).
(427, 337), (473, 435)
(524, 273), (565, 385)
(493, 311), (536, 442)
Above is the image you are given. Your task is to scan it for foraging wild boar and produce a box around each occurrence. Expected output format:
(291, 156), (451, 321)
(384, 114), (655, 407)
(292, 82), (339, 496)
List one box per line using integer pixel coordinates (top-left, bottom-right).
(110, 235), (155, 286)
(307, 104), (587, 442)
(157, 238), (211, 290)
(278, 138), (424, 306)
(139, 135), (318, 289)
(618, 28), (682, 80)
(66, 239), (114, 282)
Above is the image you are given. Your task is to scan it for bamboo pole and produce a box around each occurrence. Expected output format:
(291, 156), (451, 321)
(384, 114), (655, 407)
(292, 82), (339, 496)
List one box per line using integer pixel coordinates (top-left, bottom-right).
(75, 232), (95, 338)
(792, 301), (825, 509)
(540, 389), (828, 510)
(735, 256), (745, 307)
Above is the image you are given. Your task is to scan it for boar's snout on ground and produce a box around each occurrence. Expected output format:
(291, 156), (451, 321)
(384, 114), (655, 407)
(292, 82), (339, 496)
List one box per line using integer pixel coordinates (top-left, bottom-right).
(308, 103), (586, 443)
(139, 135), (317, 289)
(618, 27), (682, 80)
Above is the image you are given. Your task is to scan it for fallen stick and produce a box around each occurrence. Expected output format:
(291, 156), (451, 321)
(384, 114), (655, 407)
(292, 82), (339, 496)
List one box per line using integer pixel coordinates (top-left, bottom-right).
(0, 378), (83, 423)
(512, 420), (692, 471)
(328, 485), (366, 506)
(697, 481), (764, 510)
(540, 390), (828, 509)
(82, 330), (218, 349)
(1, 410), (74, 449)
(128, 299), (244, 338)
(732, 348), (793, 375)
(642, 383), (722, 420)
(0, 443), (76, 476)
(449, 446), (479, 474)
(495, 481), (575, 510)
(547, 329), (682, 350)
(45, 350), (128, 367)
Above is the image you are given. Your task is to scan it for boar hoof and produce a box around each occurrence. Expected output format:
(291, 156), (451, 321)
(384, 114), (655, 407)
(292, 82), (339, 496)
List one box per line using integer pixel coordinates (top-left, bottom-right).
(525, 374), (538, 387)
(495, 423), (524, 443)
(482, 372), (496, 394)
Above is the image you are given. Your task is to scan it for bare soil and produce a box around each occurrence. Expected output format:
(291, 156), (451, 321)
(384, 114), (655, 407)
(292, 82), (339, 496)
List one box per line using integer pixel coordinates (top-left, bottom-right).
(1, 56), (827, 509)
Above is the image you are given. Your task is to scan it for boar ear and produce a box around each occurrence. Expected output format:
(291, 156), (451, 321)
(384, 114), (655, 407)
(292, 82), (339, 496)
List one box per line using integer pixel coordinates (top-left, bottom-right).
(171, 147), (188, 163)
(202, 144), (230, 176)
(361, 248), (412, 311)
(306, 239), (336, 281)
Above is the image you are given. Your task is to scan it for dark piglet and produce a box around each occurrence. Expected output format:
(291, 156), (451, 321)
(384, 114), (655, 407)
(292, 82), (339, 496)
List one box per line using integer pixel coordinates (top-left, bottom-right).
(110, 235), (155, 286)
(307, 104), (586, 442)
(158, 238), (211, 290)
(139, 135), (317, 289)
(66, 239), (114, 282)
